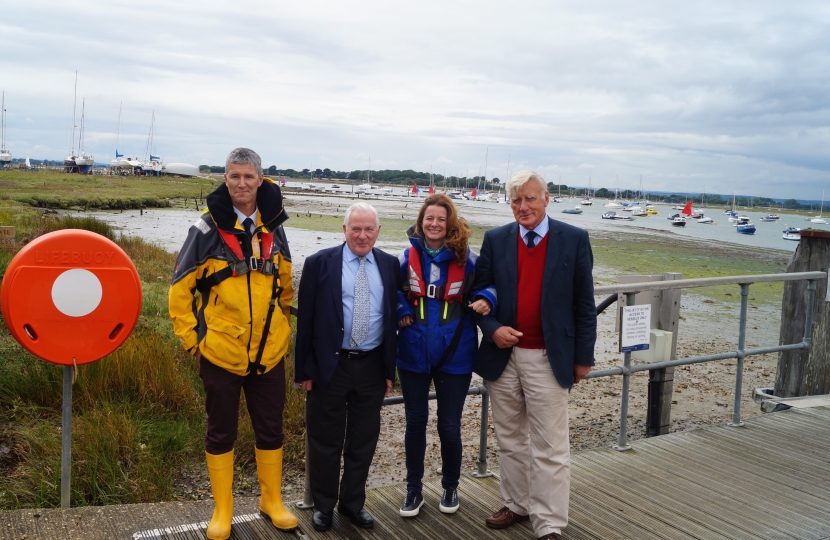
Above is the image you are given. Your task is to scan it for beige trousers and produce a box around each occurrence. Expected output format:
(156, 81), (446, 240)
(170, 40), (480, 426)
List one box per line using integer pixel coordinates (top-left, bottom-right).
(489, 346), (570, 537)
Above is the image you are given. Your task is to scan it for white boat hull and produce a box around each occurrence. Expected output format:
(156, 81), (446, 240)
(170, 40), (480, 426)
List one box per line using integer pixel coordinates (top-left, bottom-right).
(162, 163), (199, 177)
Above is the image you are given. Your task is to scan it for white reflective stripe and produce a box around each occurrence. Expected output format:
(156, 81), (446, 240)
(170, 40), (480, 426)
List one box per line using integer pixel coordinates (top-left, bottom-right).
(409, 266), (423, 293)
(447, 281), (463, 296)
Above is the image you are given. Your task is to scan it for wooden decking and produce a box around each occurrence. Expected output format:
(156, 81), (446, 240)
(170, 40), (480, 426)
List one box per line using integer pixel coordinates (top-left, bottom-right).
(2, 406), (829, 540)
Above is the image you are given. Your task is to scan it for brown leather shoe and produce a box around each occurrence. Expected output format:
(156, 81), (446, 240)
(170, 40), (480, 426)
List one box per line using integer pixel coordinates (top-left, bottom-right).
(538, 533), (563, 540)
(485, 506), (529, 529)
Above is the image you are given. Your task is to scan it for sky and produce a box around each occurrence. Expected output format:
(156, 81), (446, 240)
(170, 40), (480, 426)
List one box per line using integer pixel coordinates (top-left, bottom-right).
(2, 0), (830, 200)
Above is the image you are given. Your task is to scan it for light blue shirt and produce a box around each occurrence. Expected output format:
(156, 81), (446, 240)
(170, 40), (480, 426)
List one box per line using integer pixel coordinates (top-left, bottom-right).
(341, 244), (385, 351)
(519, 217), (549, 245)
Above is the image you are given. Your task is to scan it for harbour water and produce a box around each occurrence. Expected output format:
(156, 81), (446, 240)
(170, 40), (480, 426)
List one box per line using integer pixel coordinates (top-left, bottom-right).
(284, 182), (816, 252)
(74, 187), (816, 265)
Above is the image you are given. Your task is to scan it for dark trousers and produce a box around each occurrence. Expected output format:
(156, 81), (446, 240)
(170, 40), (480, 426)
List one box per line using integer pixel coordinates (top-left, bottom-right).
(199, 357), (286, 454)
(306, 350), (386, 513)
(398, 368), (472, 493)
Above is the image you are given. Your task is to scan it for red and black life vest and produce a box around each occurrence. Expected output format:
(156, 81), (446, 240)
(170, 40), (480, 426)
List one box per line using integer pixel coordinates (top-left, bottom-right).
(405, 246), (468, 325)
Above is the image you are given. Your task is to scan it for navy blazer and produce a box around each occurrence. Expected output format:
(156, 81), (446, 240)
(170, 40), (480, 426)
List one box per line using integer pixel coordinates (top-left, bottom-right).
(295, 243), (399, 389)
(473, 217), (597, 388)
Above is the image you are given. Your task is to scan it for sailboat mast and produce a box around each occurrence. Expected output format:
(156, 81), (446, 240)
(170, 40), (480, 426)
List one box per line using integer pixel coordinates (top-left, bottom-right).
(79, 99), (85, 153)
(115, 102), (122, 155)
(483, 147), (488, 192)
(71, 71), (77, 155)
(1, 92), (5, 151)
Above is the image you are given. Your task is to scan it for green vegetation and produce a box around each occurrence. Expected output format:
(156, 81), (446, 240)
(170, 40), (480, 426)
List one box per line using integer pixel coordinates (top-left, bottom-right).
(0, 170), (217, 210)
(0, 209), (305, 509)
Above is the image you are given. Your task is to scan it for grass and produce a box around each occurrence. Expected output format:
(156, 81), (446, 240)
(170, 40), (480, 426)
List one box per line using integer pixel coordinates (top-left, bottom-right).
(0, 169), (218, 210)
(0, 208), (306, 509)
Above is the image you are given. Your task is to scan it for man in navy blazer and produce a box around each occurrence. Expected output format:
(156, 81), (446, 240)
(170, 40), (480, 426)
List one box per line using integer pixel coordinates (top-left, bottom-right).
(473, 171), (596, 540)
(295, 202), (399, 532)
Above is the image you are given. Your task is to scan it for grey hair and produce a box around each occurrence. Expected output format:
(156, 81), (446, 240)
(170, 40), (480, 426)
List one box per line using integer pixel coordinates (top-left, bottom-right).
(344, 202), (380, 227)
(225, 147), (262, 174)
(506, 170), (547, 200)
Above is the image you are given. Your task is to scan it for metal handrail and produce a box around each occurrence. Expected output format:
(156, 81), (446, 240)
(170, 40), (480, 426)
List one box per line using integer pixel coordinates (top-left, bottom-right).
(295, 270), (828, 507)
(589, 270), (826, 451)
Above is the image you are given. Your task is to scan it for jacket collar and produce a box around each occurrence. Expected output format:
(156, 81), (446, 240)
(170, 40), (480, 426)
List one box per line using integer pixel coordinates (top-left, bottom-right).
(406, 225), (454, 262)
(206, 177), (287, 233)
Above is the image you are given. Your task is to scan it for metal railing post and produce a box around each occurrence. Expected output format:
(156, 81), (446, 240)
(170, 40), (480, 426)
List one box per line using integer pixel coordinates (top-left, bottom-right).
(729, 283), (750, 427)
(614, 292), (636, 451)
(472, 382), (493, 478)
(804, 280), (817, 345)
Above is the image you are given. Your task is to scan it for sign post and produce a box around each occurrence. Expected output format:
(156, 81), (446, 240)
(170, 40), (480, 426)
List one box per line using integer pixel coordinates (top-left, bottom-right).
(1, 229), (142, 507)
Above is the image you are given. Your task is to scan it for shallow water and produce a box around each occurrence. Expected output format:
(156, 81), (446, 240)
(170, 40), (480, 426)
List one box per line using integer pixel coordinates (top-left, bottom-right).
(73, 189), (804, 266)
(287, 185), (808, 251)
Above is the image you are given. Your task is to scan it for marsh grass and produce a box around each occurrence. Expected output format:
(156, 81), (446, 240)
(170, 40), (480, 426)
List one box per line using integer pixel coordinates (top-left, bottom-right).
(0, 211), (306, 509)
(0, 170), (217, 210)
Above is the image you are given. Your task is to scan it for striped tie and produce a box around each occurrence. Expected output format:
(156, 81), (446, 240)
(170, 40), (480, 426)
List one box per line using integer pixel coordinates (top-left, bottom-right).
(350, 256), (369, 348)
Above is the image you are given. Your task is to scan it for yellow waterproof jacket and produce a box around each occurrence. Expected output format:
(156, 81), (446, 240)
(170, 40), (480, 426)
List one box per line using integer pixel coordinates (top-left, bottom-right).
(168, 179), (293, 376)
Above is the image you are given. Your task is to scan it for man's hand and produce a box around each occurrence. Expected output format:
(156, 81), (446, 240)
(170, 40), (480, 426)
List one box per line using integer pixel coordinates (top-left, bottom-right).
(492, 326), (523, 348)
(195, 350), (201, 362)
(300, 380), (313, 392)
(384, 379), (393, 398)
(573, 364), (592, 384)
(398, 315), (414, 327)
(468, 299), (492, 316)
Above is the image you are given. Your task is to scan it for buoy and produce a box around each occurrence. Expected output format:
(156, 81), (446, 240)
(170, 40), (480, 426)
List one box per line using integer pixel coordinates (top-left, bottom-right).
(1, 229), (142, 365)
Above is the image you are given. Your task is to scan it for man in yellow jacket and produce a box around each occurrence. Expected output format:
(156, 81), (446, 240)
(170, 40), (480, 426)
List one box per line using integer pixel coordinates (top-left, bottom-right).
(169, 147), (296, 539)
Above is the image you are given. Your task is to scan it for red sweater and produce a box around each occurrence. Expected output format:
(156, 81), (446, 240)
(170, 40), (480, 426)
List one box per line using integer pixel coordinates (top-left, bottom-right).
(516, 231), (548, 349)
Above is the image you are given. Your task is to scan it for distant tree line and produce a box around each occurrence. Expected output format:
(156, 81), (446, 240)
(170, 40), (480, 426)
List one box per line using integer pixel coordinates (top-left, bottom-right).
(198, 165), (501, 187)
(193, 165), (812, 208)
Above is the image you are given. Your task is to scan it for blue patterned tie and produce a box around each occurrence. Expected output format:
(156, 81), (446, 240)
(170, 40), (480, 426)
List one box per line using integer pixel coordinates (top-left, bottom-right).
(526, 230), (538, 248)
(350, 256), (369, 348)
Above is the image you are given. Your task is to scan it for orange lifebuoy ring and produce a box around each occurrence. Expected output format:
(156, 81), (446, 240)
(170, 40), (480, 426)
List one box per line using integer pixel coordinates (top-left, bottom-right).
(1, 229), (142, 365)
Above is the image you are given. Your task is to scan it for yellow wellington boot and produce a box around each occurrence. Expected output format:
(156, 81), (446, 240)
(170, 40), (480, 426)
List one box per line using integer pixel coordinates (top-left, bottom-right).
(256, 447), (299, 530)
(205, 450), (234, 540)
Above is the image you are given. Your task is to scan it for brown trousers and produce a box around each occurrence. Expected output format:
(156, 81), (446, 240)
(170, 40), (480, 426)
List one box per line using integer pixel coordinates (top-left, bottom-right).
(199, 357), (286, 454)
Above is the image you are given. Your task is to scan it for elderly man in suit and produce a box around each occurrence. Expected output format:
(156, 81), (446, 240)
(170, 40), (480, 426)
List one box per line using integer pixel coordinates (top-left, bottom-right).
(472, 170), (597, 540)
(295, 202), (399, 532)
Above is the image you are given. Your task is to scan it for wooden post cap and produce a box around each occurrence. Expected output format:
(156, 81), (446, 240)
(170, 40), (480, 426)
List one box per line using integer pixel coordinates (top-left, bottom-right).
(0, 229), (142, 365)
(799, 229), (830, 239)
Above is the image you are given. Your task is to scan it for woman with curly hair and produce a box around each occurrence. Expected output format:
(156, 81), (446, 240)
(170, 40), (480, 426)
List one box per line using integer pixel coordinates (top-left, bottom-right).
(396, 193), (496, 517)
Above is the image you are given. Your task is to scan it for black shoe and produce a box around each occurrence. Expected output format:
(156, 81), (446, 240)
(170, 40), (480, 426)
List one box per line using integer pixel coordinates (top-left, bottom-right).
(399, 491), (424, 517)
(338, 507), (374, 528)
(312, 509), (333, 531)
(439, 488), (459, 514)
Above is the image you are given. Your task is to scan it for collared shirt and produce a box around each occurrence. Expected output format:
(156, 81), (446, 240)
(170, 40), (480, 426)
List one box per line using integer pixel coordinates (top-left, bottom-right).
(519, 217), (549, 246)
(232, 207), (258, 234)
(341, 243), (385, 350)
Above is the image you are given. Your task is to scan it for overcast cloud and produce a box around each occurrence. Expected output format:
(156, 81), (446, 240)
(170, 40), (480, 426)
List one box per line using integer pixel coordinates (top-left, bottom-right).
(2, 0), (829, 199)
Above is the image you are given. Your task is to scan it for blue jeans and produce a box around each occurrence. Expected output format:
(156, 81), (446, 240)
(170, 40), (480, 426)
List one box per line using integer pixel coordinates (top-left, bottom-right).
(398, 368), (473, 493)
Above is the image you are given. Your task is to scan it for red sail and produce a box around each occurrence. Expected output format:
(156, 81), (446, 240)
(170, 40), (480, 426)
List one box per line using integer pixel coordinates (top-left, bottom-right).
(682, 199), (693, 216)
